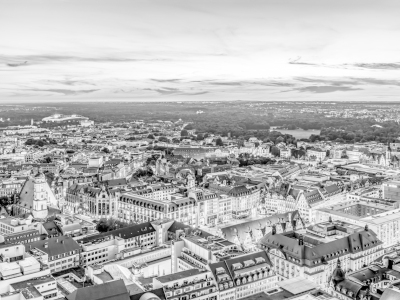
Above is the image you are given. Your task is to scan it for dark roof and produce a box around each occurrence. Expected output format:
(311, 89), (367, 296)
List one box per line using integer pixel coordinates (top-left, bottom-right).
(208, 250), (273, 288)
(25, 235), (80, 257)
(259, 225), (381, 266)
(67, 279), (130, 300)
(103, 178), (128, 187)
(156, 269), (205, 283)
(220, 211), (302, 244)
(129, 288), (166, 300)
(80, 222), (155, 244)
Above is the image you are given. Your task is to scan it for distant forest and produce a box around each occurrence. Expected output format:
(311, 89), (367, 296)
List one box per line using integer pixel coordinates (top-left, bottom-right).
(1, 102), (400, 144)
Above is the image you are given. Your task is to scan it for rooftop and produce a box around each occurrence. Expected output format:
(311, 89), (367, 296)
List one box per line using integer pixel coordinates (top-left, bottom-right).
(156, 269), (206, 283)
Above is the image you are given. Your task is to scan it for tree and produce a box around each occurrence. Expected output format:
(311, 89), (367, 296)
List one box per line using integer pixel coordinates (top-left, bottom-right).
(326, 150), (330, 157)
(96, 218), (130, 232)
(275, 136), (284, 144)
(147, 134), (155, 139)
(270, 146), (280, 157)
(181, 129), (189, 136)
(101, 147), (110, 153)
(45, 157), (52, 163)
(184, 124), (194, 130)
(215, 138), (223, 146)
(158, 136), (169, 143)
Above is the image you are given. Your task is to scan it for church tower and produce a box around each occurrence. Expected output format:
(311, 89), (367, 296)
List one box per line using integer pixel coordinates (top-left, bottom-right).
(16, 173), (49, 219)
(386, 141), (392, 166)
(331, 258), (345, 287)
(186, 173), (195, 188)
(32, 173), (49, 219)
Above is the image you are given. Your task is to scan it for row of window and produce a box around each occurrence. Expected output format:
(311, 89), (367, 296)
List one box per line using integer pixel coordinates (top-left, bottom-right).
(49, 251), (77, 261)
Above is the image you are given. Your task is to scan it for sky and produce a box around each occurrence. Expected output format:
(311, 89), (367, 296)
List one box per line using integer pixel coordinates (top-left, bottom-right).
(1, 0), (400, 102)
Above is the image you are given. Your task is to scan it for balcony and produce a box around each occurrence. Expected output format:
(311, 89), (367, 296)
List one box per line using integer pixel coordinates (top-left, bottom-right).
(182, 250), (208, 265)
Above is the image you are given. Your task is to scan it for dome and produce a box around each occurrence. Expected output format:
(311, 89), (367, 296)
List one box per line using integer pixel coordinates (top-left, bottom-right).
(139, 293), (161, 300)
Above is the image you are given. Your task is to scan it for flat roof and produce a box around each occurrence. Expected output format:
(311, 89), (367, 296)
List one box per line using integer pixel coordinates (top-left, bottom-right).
(276, 277), (317, 294)
(156, 269), (205, 283)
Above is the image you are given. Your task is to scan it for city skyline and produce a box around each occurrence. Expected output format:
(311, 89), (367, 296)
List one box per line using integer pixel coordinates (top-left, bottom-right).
(2, 0), (400, 102)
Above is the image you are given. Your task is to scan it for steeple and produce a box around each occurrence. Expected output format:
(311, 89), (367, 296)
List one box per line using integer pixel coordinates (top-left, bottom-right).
(271, 224), (276, 235)
(298, 234), (304, 246)
(331, 258), (345, 286)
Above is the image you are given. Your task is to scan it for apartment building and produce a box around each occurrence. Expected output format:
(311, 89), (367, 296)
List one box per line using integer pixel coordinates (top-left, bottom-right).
(153, 269), (218, 300)
(208, 183), (260, 219)
(26, 236), (80, 273)
(0, 229), (41, 244)
(0, 178), (24, 197)
(133, 183), (181, 201)
(208, 251), (277, 300)
(188, 188), (232, 226)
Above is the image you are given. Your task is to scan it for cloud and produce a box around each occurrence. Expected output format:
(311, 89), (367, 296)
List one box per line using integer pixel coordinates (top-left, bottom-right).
(151, 79), (180, 82)
(352, 78), (400, 86)
(27, 89), (99, 95)
(181, 91), (208, 95)
(208, 81), (242, 86)
(0, 55), (168, 65)
(144, 88), (180, 95)
(353, 63), (400, 70)
(42, 79), (97, 86)
(290, 86), (363, 93)
(294, 77), (357, 86)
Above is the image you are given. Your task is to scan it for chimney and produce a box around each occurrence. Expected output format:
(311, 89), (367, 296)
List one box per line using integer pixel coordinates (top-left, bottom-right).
(44, 242), (48, 248)
(298, 234), (304, 246)
(184, 228), (190, 236)
(365, 224), (369, 231)
(56, 239), (59, 243)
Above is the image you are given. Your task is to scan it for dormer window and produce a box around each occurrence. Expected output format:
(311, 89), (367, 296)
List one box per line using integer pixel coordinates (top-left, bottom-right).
(255, 257), (265, 264)
(243, 260), (255, 267)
